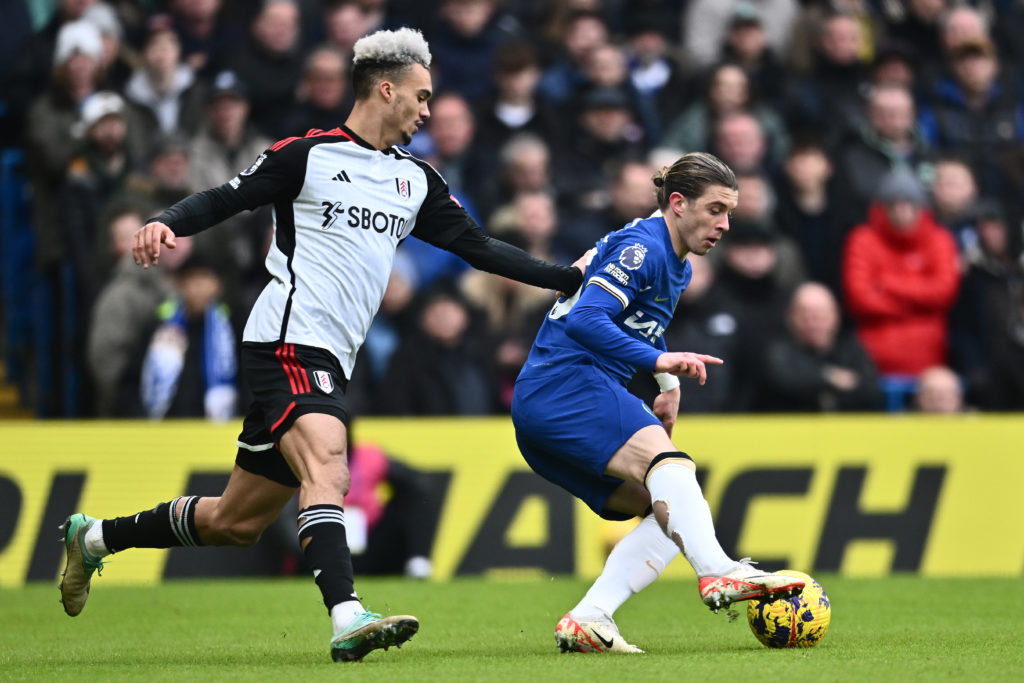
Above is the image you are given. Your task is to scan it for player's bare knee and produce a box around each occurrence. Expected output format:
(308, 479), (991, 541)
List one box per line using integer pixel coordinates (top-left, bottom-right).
(652, 500), (670, 534)
(201, 501), (265, 547)
(227, 520), (264, 547)
(644, 451), (696, 485)
(207, 516), (265, 546)
(299, 451), (350, 497)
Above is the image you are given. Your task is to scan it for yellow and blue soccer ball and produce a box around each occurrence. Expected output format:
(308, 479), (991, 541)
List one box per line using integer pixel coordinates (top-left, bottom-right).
(747, 570), (830, 648)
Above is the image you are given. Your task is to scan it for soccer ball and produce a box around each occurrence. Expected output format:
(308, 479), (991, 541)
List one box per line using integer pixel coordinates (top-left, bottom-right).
(746, 570), (830, 648)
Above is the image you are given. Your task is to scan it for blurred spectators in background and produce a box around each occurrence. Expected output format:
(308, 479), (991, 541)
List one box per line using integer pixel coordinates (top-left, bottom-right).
(720, 2), (787, 109)
(27, 19), (106, 270)
(283, 45), (353, 136)
(89, 229), (194, 417)
(785, 10), (868, 148)
(187, 69), (273, 307)
(376, 288), (496, 416)
(322, 0), (385, 59)
(555, 85), (647, 218)
(683, 0), (798, 70)
(623, 9), (690, 135)
(61, 91), (137, 312)
(537, 8), (608, 106)
(834, 84), (932, 219)
(914, 364), (965, 414)
(774, 137), (848, 298)
(8, 0), (1024, 417)
(429, 0), (521, 104)
(706, 218), (799, 410)
(169, 0), (241, 78)
(711, 110), (774, 177)
(475, 41), (560, 160)
(227, 0), (303, 138)
(662, 62), (788, 168)
(130, 252), (240, 420)
(929, 155), (980, 253)
(558, 159), (658, 260)
(758, 282), (882, 412)
(949, 199), (1024, 410)
(476, 132), (554, 222)
(123, 14), (206, 141)
(919, 36), (1024, 199)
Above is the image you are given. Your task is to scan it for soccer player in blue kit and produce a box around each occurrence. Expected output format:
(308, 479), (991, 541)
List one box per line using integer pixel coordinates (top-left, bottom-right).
(511, 152), (805, 653)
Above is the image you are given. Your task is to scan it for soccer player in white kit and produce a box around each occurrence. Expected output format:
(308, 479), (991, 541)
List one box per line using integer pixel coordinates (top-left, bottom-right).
(57, 28), (583, 662)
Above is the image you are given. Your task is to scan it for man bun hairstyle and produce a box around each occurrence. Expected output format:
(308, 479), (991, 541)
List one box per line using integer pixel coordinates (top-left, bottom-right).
(653, 152), (737, 209)
(352, 28), (432, 99)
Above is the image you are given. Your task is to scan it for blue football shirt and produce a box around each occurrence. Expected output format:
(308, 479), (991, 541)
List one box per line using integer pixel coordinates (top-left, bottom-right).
(519, 213), (692, 385)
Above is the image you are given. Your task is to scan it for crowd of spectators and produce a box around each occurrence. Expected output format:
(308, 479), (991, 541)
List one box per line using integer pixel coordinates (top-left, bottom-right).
(4, 0), (1024, 418)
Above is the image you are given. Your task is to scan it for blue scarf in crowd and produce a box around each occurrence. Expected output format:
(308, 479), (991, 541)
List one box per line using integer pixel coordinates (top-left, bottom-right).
(141, 299), (237, 420)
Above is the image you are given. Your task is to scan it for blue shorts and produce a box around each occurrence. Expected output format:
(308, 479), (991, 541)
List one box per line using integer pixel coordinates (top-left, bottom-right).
(510, 364), (661, 520)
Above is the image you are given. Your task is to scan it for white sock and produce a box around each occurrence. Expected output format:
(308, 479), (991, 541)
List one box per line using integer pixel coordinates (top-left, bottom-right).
(646, 462), (734, 577)
(330, 599), (365, 635)
(84, 521), (110, 557)
(571, 514), (679, 619)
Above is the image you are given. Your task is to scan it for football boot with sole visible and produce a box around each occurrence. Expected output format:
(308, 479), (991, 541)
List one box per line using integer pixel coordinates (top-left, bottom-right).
(330, 611), (419, 662)
(554, 612), (643, 653)
(58, 514), (105, 617)
(699, 559), (805, 613)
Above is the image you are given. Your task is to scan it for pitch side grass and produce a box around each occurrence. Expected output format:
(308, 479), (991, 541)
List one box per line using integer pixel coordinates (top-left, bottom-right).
(3, 576), (1021, 681)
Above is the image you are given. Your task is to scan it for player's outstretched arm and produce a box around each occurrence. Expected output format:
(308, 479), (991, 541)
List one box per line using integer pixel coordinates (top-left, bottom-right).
(444, 228), (584, 296)
(654, 352), (724, 386)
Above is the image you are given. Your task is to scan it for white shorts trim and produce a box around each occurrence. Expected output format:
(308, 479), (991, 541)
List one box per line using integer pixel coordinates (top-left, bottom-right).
(237, 440), (275, 452)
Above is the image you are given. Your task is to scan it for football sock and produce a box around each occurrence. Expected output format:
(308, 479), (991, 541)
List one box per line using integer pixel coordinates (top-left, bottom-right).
(297, 504), (359, 618)
(571, 513), (679, 619)
(101, 496), (202, 553)
(83, 520), (109, 557)
(645, 456), (734, 577)
(330, 600), (365, 634)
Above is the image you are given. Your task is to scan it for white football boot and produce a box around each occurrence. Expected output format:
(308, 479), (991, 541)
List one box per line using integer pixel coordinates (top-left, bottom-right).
(554, 612), (643, 653)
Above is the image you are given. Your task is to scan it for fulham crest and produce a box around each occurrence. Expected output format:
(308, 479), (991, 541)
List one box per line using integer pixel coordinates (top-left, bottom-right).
(314, 370), (334, 393)
(395, 177), (411, 199)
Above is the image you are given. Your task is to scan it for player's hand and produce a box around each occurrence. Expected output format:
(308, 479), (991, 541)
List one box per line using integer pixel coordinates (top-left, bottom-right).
(652, 386), (680, 436)
(133, 221), (177, 269)
(654, 352), (724, 386)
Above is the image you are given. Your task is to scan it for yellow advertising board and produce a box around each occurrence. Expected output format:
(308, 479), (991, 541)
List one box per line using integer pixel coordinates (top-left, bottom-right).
(1, 415), (1022, 586)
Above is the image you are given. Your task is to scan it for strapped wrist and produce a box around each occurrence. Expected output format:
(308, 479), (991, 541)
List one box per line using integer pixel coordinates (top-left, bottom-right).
(654, 372), (680, 392)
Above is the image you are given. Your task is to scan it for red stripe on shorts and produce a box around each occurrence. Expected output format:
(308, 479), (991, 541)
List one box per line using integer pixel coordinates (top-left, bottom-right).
(288, 344), (311, 393)
(271, 401), (296, 433)
(275, 345), (299, 394)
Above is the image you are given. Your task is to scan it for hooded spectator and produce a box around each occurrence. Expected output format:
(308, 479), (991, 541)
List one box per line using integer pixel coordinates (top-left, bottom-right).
(842, 167), (961, 376)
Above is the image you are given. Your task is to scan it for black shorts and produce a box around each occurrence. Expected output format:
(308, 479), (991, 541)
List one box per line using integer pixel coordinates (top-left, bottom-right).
(235, 341), (350, 487)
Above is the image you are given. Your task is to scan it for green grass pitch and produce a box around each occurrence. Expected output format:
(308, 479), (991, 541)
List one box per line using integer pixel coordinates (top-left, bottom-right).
(3, 576), (1022, 681)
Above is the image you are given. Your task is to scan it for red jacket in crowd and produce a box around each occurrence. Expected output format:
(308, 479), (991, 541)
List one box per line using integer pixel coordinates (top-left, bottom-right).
(842, 203), (961, 375)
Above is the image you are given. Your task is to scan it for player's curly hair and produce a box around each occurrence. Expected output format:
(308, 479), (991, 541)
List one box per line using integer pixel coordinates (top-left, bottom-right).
(352, 28), (432, 99)
(652, 152), (737, 209)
